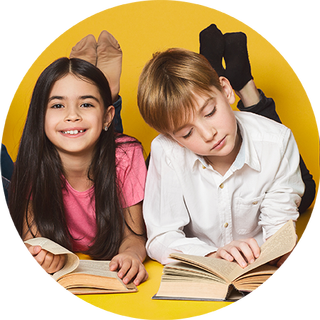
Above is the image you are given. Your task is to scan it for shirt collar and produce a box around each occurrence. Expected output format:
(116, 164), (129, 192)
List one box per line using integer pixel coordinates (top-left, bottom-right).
(234, 112), (261, 172)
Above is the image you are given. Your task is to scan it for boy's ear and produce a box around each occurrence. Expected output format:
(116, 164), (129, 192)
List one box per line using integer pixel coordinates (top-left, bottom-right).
(103, 105), (115, 128)
(219, 76), (235, 105)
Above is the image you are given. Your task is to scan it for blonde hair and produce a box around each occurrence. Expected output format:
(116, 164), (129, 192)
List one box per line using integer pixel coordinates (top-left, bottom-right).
(137, 48), (222, 133)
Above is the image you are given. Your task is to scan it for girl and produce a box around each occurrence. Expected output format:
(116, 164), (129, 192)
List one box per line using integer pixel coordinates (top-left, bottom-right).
(9, 57), (148, 286)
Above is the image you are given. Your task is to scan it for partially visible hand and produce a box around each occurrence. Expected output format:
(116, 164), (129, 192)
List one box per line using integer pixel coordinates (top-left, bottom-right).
(109, 252), (148, 286)
(27, 245), (65, 274)
(269, 251), (292, 268)
(213, 238), (260, 268)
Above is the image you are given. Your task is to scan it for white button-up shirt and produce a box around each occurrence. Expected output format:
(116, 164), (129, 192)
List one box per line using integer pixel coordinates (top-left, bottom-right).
(143, 111), (304, 264)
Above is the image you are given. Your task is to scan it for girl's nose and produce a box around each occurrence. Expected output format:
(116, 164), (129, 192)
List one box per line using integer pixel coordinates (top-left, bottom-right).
(65, 107), (82, 122)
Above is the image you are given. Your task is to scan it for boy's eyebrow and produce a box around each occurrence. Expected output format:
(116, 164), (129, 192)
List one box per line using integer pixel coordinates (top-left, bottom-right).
(199, 96), (215, 113)
(173, 96), (216, 135)
(47, 95), (100, 103)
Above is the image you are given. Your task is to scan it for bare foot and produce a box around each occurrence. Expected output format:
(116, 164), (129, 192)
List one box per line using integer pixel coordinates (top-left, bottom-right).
(96, 30), (122, 103)
(70, 34), (97, 66)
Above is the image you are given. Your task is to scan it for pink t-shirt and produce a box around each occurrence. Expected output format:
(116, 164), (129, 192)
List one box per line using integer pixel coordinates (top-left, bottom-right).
(63, 136), (147, 252)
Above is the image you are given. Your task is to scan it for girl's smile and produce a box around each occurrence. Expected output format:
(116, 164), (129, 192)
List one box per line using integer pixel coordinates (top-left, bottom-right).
(61, 129), (86, 136)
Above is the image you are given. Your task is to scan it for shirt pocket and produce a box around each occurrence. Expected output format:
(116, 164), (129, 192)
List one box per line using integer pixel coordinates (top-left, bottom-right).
(232, 195), (264, 235)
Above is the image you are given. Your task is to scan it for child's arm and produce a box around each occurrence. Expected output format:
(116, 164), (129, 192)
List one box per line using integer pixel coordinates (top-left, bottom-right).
(144, 136), (218, 264)
(260, 129), (303, 239)
(23, 204), (66, 274)
(109, 202), (148, 286)
(207, 238), (260, 268)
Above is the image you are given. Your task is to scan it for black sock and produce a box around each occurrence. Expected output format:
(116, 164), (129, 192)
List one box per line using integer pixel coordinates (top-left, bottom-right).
(224, 32), (253, 91)
(199, 24), (225, 76)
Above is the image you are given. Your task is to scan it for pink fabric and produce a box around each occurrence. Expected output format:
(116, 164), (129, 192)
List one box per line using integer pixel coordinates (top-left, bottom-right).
(63, 136), (147, 252)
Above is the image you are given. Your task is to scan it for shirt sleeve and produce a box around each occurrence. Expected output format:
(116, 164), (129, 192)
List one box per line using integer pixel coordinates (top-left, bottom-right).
(259, 128), (305, 240)
(116, 138), (147, 208)
(143, 136), (217, 265)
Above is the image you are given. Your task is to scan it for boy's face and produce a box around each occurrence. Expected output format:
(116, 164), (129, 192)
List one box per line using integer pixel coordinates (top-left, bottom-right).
(169, 77), (240, 166)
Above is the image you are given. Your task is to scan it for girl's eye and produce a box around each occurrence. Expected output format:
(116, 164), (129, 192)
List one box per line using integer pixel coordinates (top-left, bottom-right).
(205, 106), (216, 118)
(51, 104), (64, 109)
(182, 128), (193, 139)
(81, 103), (94, 108)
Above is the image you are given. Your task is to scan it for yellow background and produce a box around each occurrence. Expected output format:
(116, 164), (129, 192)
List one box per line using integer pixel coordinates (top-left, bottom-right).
(0, 0), (320, 207)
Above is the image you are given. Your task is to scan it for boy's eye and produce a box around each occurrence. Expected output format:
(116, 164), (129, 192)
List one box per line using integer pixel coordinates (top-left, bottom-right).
(205, 106), (216, 118)
(182, 128), (193, 139)
(81, 103), (94, 108)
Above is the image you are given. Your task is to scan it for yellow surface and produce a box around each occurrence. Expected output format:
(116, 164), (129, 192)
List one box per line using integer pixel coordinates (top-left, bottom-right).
(0, 0), (320, 207)
(75, 260), (235, 320)
(76, 209), (312, 319)
(297, 208), (320, 243)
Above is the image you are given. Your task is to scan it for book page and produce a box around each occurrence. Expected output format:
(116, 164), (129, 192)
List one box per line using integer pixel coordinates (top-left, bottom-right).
(24, 237), (79, 280)
(74, 260), (116, 278)
(228, 220), (296, 280)
(169, 220), (296, 283)
(169, 253), (239, 283)
(163, 261), (227, 283)
(24, 237), (79, 320)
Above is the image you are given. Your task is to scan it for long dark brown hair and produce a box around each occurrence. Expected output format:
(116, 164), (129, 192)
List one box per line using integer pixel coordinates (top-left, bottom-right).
(9, 57), (138, 259)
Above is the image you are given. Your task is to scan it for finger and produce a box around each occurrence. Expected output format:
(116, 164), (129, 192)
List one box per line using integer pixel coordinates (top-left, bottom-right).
(54, 255), (66, 272)
(117, 260), (132, 281)
(28, 245), (42, 256)
(40, 251), (56, 271)
(33, 248), (48, 265)
(109, 259), (120, 271)
(229, 247), (248, 268)
(217, 249), (234, 262)
(246, 238), (260, 259)
(122, 262), (139, 285)
(133, 266), (149, 286)
(238, 242), (255, 264)
(47, 254), (65, 274)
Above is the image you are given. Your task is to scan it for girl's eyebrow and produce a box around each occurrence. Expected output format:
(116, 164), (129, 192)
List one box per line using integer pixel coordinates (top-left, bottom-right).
(48, 95), (100, 103)
(79, 95), (100, 103)
(48, 95), (64, 102)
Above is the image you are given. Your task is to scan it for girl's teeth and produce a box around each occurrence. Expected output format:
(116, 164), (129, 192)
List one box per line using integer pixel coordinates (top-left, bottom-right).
(63, 130), (84, 135)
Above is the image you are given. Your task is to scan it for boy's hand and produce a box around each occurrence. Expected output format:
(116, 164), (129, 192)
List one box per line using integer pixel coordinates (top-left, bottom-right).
(27, 245), (66, 274)
(109, 252), (148, 286)
(212, 238), (260, 268)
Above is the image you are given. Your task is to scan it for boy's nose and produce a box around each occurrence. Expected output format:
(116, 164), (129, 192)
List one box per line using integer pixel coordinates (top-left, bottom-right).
(200, 126), (216, 142)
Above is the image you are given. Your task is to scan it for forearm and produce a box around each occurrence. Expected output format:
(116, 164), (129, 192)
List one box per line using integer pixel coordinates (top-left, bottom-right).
(119, 234), (147, 263)
(146, 232), (218, 264)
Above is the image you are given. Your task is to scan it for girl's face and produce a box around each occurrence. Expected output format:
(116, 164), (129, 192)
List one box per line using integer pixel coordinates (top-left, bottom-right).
(45, 74), (114, 160)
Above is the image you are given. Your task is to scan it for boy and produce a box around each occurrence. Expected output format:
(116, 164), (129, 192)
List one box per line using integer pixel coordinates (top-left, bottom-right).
(137, 48), (304, 267)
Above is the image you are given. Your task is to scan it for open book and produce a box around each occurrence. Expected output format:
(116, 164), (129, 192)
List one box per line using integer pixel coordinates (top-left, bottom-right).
(24, 237), (137, 295)
(153, 220), (296, 301)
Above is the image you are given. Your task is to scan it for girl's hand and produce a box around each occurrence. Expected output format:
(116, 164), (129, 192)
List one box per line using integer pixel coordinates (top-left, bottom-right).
(27, 245), (66, 274)
(211, 238), (260, 268)
(109, 251), (148, 286)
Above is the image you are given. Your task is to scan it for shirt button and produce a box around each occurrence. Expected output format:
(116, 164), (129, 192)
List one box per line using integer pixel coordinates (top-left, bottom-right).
(219, 183), (224, 189)
(224, 222), (228, 228)
(252, 201), (258, 205)
(202, 165), (206, 169)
